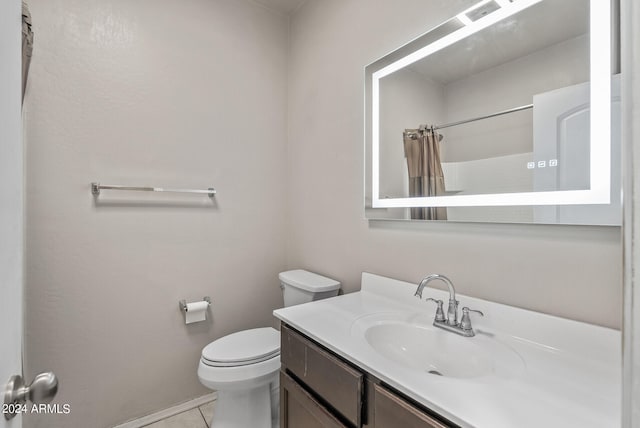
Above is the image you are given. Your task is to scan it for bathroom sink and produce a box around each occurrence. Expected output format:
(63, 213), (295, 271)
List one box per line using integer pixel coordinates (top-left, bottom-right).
(364, 322), (494, 378)
(352, 313), (525, 379)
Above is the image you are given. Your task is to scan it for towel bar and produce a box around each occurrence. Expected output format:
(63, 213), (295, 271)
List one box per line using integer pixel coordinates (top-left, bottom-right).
(91, 183), (216, 198)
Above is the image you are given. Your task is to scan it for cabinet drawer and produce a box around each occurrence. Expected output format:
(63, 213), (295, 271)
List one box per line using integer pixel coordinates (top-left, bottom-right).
(281, 324), (363, 427)
(281, 371), (349, 428)
(374, 384), (452, 428)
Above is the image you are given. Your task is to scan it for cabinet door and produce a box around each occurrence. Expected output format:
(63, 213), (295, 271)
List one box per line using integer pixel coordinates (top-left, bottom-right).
(280, 371), (349, 428)
(281, 324), (363, 426)
(374, 384), (452, 428)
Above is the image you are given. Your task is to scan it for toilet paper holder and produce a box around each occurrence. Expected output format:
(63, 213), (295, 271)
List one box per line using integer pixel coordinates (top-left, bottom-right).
(179, 296), (211, 312)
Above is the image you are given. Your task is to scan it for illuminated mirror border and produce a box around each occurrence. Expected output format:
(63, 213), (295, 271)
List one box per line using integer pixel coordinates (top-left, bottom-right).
(369, 0), (611, 208)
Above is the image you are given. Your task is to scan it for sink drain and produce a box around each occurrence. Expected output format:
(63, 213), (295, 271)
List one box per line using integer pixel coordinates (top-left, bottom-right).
(427, 370), (443, 376)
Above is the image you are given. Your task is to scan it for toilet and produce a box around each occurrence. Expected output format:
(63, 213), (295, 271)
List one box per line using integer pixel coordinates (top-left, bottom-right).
(197, 269), (341, 428)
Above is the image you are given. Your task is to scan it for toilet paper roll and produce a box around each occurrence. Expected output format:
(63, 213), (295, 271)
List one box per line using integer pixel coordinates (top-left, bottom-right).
(185, 301), (209, 324)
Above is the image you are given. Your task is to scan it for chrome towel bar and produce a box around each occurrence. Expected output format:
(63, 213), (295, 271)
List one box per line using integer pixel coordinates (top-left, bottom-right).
(91, 182), (216, 197)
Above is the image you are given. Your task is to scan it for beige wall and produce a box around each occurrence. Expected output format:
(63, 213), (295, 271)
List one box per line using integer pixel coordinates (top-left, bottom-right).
(23, 1), (288, 427)
(22, 0), (624, 427)
(287, 0), (622, 328)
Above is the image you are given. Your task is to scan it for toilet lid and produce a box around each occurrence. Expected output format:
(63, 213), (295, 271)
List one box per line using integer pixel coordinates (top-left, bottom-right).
(202, 327), (280, 367)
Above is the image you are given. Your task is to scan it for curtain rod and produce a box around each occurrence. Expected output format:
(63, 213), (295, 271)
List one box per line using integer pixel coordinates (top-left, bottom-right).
(433, 103), (533, 130)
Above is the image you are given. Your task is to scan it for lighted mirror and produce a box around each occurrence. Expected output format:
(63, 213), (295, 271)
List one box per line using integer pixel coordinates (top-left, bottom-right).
(364, 0), (620, 225)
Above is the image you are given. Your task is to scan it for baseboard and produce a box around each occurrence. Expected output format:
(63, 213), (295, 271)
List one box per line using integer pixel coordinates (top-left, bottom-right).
(112, 392), (217, 428)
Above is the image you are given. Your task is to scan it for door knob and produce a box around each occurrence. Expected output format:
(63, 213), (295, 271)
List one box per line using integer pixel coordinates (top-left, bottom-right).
(3, 372), (58, 420)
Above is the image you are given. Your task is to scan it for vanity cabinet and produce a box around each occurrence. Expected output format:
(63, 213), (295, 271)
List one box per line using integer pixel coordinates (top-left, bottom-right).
(373, 383), (449, 428)
(280, 371), (349, 428)
(280, 323), (457, 428)
(280, 323), (363, 427)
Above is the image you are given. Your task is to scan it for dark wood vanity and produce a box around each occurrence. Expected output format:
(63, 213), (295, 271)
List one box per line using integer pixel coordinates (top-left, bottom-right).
(280, 323), (458, 428)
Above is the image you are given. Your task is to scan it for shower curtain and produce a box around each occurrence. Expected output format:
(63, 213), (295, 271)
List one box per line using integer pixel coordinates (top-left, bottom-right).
(22, 1), (33, 102)
(403, 126), (447, 220)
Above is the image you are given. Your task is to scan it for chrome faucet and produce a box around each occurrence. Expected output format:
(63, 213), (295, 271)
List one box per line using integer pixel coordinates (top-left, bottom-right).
(414, 274), (458, 326)
(414, 274), (484, 337)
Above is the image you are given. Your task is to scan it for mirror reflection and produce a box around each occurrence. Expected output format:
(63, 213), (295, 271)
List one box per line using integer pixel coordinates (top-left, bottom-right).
(367, 0), (620, 225)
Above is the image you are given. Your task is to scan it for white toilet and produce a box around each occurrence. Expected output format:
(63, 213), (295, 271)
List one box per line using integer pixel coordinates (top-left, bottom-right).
(197, 269), (341, 428)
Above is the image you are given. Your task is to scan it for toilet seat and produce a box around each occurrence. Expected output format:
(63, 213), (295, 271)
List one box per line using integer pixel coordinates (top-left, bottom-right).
(201, 327), (280, 367)
(198, 327), (281, 391)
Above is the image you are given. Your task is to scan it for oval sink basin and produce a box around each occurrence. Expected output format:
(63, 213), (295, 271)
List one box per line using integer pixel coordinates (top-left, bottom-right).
(365, 322), (494, 378)
(353, 313), (525, 379)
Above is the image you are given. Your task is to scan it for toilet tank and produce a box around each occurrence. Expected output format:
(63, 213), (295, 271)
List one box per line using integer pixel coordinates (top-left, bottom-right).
(279, 270), (341, 307)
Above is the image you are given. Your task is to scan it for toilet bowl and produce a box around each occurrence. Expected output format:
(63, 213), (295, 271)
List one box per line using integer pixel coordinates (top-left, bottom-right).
(197, 270), (340, 428)
(198, 327), (280, 428)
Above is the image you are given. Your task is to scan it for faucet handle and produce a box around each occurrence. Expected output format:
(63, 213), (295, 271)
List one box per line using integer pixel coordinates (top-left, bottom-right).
(460, 307), (484, 332)
(425, 298), (446, 322)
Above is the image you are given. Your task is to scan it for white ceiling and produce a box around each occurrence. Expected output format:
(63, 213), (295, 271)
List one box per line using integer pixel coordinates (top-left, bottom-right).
(252, 0), (307, 14)
(409, 0), (589, 85)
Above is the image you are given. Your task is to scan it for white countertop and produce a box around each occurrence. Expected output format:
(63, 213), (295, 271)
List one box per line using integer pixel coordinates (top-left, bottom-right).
(273, 272), (621, 428)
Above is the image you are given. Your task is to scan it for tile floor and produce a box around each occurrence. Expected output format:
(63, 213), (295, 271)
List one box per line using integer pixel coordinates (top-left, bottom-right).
(143, 401), (215, 428)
